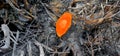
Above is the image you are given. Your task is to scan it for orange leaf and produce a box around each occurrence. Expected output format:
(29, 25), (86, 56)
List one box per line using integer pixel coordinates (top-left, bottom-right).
(56, 12), (72, 37)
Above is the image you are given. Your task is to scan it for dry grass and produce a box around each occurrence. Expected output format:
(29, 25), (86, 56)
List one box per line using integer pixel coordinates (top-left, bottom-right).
(0, 0), (119, 56)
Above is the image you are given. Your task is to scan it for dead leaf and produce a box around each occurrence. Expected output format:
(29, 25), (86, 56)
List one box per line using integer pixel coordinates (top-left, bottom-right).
(104, 11), (113, 19)
(104, 5), (111, 13)
(85, 18), (104, 25)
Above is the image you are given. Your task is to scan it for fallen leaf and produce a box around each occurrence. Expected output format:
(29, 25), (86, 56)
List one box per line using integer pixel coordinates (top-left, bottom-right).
(104, 5), (111, 13)
(56, 12), (72, 37)
(85, 18), (104, 25)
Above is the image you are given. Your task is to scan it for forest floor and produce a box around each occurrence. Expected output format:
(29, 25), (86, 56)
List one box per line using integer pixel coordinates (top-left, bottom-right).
(0, 0), (120, 56)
